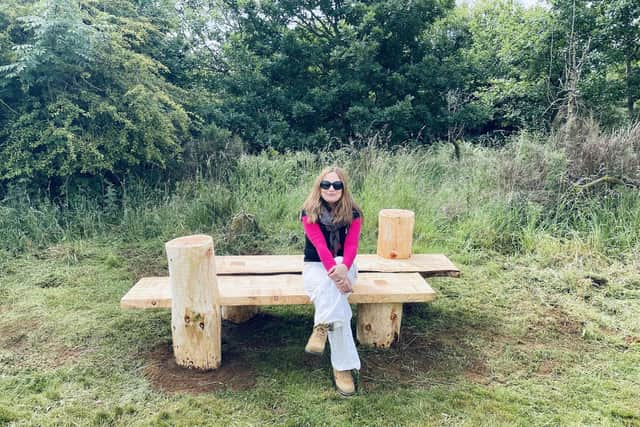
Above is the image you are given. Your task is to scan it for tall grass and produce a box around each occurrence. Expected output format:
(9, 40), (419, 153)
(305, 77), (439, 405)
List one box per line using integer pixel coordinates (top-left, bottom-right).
(1, 129), (638, 258)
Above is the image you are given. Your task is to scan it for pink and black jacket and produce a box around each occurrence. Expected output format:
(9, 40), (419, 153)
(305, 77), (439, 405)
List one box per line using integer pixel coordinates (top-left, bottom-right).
(301, 208), (362, 272)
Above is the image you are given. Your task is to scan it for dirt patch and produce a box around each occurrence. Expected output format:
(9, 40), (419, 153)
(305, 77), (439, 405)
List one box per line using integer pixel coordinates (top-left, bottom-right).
(359, 331), (437, 382)
(624, 336), (640, 345)
(536, 359), (558, 376)
(0, 320), (39, 355)
(0, 319), (84, 368)
(464, 359), (491, 384)
(143, 311), (497, 393)
(51, 345), (84, 367)
(546, 307), (584, 335)
(526, 306), (584, 339)
(143, 344), (256, 394)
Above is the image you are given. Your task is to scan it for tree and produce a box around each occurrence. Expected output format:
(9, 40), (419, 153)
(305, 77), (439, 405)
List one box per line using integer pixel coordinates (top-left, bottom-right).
(460, 0), (557, 132)
(547, 0), (640, 126)
(197, 0), (458, 150)
(592, 0), (640, 122)
(0, 0), (190, 192)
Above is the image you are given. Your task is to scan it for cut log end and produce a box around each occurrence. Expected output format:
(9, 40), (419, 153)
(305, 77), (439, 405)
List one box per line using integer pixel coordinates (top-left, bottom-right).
(166, 234), (213, 248)
(378, 209), (415, 219)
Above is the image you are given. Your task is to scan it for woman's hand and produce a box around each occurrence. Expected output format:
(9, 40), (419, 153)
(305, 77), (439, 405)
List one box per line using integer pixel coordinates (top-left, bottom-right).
(328, 264), (348, 282)
(328, 264), (351, 293)
(334, 276), (353, 293)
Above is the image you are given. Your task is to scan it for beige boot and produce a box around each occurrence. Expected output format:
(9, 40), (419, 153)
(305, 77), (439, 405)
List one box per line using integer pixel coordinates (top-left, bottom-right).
(333, 369), (355, 396)
(305, 324), (329, 355)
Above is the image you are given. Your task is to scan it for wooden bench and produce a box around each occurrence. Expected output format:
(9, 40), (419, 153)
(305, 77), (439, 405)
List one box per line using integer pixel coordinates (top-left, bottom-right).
(120, 210), (460, 370)
(121, 254), (459, 309)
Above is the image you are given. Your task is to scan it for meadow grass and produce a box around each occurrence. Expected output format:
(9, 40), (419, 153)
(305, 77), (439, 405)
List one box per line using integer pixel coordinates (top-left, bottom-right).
(0, 137), (639, 425)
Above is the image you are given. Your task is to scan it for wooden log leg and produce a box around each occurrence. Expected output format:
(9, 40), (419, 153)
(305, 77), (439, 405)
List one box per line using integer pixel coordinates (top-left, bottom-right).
(356, 303), (403, 348)
(222, 306), (259, 323)
(166, 235), (221, 370)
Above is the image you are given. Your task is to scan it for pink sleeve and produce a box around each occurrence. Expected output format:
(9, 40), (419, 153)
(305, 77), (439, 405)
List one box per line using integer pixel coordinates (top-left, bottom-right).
(302, 215), (337, 271)
(342, 217), (361, 269)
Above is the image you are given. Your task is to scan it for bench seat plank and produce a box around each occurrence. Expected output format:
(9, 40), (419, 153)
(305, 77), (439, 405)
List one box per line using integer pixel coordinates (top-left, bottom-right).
(121, 273), (436, 309)
(216, 254), (459, 277)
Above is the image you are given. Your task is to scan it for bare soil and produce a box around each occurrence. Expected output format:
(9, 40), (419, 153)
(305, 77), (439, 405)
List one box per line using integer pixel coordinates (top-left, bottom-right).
(143, 343), (256, 394)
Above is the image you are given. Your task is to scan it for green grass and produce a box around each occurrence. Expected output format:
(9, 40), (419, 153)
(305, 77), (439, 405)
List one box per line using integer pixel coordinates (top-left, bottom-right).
(1, 239), (638, 425)
(1, 138), (639, 425)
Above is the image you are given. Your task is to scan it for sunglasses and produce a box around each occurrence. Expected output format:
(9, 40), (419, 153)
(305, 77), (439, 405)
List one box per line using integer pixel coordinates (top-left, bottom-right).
(319, 180), (344, 190)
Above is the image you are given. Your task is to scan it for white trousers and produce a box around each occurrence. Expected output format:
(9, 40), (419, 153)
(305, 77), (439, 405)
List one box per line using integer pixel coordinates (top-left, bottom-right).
(303, 257), (361, 371)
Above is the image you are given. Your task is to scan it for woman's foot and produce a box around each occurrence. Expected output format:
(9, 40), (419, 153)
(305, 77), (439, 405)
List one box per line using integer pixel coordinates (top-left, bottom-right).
(305, 324), (329, 355)
(333, 369), (356, 396)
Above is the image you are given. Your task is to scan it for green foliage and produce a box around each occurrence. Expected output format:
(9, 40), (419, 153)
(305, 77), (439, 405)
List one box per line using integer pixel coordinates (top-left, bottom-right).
(592, 0), (640, 122)
(202, 0), (459, 149)
(546, 0), (640, 125)
(1, 0), (640, 192)
(0, 0), (190, 191)
(457, 1), (557, 132)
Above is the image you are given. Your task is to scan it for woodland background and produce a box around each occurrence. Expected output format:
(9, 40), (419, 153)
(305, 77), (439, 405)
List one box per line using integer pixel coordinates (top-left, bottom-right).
(1, 0), (639, 193)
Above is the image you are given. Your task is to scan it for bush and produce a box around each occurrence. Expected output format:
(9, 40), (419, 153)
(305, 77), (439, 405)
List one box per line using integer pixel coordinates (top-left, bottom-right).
(553, 118), (640, 185)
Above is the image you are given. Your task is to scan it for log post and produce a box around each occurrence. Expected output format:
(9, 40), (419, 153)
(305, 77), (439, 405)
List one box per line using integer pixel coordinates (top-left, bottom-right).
(356, 303), (403, 348)
(357, 209), (414, 348)
(166, 234), (221, 370)
(376, 209), (415, 259)
(221, 306), (259, 323)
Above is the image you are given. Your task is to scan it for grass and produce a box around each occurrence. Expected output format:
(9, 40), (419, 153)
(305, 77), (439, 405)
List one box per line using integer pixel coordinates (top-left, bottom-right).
(1, 239), (638, 425)
(1, 136), (639, 425)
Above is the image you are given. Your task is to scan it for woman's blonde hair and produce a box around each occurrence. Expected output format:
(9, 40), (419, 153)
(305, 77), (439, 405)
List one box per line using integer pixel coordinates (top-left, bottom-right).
(302, 166), (362, 224)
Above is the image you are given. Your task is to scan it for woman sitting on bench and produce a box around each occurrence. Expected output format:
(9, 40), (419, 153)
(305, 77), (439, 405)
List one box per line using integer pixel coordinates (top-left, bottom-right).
(300, 166), (363, 396)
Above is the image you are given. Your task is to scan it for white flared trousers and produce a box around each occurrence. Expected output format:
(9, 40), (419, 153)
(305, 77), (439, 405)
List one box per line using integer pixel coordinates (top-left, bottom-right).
(303, 257), (361, 371)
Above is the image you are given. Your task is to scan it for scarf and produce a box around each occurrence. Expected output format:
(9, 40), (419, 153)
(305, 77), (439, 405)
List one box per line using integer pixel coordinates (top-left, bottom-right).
(318, 203), (344, 257)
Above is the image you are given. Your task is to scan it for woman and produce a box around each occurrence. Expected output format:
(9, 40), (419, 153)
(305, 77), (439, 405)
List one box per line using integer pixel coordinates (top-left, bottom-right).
(300, 166), (363, 396)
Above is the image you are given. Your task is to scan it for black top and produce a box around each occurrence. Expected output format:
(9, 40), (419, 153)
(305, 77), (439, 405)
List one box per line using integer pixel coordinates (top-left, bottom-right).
(301, 208), (360, 262)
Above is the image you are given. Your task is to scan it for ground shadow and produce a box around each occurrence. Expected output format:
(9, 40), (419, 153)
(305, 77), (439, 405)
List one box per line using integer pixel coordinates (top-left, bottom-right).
(142, 305), (509, 394)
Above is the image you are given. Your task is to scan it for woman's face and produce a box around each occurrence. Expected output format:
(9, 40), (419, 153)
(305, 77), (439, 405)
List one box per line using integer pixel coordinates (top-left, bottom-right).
(319, 171), (343, 205)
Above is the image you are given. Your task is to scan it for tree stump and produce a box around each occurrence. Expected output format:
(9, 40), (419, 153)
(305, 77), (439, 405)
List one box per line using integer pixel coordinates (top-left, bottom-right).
(376, 209), (415, 259)
(222, 306), (259, 323)
(166, 234), (221, 370)
(358, 209), (414, 347)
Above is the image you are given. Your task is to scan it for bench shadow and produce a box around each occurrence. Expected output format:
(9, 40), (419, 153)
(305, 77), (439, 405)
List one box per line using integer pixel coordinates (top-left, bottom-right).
(357, 303), (500, 391)
(142, 304), (504, 394)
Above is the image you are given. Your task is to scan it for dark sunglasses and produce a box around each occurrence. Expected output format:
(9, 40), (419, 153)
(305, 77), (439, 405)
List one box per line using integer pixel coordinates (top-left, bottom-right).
(319, 180), (344, 190)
